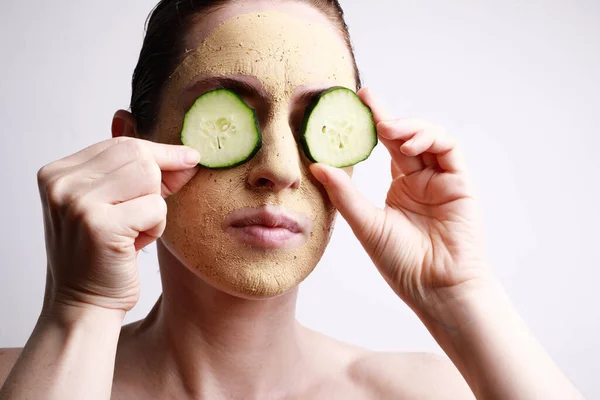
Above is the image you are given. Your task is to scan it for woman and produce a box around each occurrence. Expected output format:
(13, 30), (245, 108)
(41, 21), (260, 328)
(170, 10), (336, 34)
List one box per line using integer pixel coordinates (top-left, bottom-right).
(0, 0), (583, 398)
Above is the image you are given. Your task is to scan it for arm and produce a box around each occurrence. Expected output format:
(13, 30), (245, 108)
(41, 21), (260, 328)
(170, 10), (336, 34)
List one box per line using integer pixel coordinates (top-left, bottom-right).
(1, 137), (199, 399)
(419, 280), (583, 399)
(0, 349), (21, 388)
(310, 87), (583, 399)
(1, 307), (123, 399)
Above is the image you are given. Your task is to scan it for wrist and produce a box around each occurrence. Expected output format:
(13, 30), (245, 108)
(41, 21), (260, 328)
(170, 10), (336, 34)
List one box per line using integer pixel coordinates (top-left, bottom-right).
(415, 275), (511, 335)
(40, 300), (126, 331)
(414, 277), (583, 400)
(3, 300), (124, 399)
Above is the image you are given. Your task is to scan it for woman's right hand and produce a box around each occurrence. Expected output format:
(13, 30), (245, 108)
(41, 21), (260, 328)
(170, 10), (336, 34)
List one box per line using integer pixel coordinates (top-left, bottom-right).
(37, 137), (200, 314)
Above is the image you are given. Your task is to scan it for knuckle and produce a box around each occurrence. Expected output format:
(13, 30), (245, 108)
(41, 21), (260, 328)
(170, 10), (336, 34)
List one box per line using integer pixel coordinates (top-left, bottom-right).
(63, 195), (111, 237)
(123, 139), (150, 161)
(137, 159), (162, 187)
(166, 147), (182, 165)
(431, 125), (457, 147)
(68, 194), (93, 220)
(111, 136), (131, 146)
(432, 125), (447, 137)
(150, 194), (168, 215)
(45, 175), (71, 205)
(37, 164), (55, 186)
(77, 203), (109, 232)
(440, 130), (457, 146)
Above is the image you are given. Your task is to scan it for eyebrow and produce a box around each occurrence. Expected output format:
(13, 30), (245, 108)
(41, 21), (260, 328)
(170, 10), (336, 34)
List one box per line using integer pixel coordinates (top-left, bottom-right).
(181, 75), (333, 110)
(295, 87), (329, 105)
(181, 76), (269, 106)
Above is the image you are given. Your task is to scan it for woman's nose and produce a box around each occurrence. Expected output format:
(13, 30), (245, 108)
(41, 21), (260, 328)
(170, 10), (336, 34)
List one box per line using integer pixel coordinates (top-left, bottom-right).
(247, 117), (302, 192)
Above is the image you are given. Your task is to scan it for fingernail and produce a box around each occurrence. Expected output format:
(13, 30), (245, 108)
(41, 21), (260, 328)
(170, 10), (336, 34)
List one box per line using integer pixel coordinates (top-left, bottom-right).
(183, 149), (200, 165)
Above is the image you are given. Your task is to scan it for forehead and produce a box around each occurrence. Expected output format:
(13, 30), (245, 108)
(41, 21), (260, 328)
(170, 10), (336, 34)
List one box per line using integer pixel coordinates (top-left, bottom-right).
(185, 1), (332, 49)
(168, 2), (356, 97)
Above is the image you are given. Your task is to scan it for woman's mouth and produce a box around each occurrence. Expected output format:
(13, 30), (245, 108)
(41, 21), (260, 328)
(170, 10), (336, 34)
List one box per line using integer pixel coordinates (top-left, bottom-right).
(223, 205), (313, 249)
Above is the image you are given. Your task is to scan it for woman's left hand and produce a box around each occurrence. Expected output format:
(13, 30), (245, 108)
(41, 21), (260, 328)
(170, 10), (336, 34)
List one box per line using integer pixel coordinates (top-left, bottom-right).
(310, 88), (586, 400)
(310, 88), (494, 323)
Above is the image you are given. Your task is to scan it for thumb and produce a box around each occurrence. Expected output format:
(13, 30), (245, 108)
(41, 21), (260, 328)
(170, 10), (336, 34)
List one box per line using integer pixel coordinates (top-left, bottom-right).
(310, 163), (382, 240)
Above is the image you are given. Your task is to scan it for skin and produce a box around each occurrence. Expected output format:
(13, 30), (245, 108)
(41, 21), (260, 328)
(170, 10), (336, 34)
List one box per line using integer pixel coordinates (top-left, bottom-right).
(0, 1), (583, 399)
(156, 8), (357, 297)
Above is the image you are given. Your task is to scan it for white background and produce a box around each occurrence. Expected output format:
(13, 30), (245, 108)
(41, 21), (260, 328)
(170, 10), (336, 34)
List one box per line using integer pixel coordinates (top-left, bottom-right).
(1, 0), (599, 397)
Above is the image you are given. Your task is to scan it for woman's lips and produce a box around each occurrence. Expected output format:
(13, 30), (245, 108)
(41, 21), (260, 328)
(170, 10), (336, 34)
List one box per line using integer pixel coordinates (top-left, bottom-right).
(223, 205), (313, 249)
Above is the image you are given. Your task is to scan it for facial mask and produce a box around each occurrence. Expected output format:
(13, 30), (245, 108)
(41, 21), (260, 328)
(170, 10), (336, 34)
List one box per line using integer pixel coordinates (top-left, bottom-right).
(158, 11), (356, 297)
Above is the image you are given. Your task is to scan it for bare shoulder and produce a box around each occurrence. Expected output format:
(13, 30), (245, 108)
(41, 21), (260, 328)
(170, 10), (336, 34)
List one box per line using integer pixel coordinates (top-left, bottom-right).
(300, 328), (473, 399)
(0, 348), (23, 385)
(348, 351), (475, 399)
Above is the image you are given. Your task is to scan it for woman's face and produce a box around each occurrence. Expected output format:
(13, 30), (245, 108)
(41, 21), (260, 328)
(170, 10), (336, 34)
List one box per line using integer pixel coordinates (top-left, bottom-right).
(154, 1), (357, 298)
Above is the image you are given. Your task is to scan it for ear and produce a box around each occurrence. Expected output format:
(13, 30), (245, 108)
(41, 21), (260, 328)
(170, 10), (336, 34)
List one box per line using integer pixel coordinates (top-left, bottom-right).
(112, 109), (138, 138)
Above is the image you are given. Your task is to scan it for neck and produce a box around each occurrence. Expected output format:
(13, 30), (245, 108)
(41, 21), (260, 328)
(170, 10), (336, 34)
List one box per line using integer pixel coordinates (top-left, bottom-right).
(139, 241), (307, 398)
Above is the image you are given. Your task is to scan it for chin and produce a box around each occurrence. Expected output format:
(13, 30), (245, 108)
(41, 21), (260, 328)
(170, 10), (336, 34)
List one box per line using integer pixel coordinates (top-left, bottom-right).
(197, 259), (316, 300)
(161, 233), (329, 299)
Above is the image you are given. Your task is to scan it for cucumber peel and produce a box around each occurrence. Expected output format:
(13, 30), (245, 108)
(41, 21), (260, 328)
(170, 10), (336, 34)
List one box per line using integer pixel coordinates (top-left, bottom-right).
(181, 89), (262, 169)
(301, 87), (377, 168)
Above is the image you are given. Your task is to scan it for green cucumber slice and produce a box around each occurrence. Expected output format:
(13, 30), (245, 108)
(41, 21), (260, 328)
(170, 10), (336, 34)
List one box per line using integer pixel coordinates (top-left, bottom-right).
(301, 87), (377, 168)
(181, 89), (261, 169)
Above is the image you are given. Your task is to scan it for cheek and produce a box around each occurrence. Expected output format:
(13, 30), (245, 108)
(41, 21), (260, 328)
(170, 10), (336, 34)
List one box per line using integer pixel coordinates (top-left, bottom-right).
(161, 165), (337, 298)
(296, 168), (337, 238)
(163, 168), (246, 245)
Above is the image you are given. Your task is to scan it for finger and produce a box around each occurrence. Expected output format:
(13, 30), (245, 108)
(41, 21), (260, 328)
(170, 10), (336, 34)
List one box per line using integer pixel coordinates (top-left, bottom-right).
(422, 153), (438, 168)
(357, 89), (425, 175)
(109, 194), (167, 250)
(400, 129), (430, 156)
(54, 137), (133, 169)
(89, 159), (162, 204)
(437, 144), (467, 173)
(135, 233), (162, 251)
(378, 118), (463, 174)
(377, 118), (435, 142)
(90, 159), (199, 203)
(310, 163), (383, 242)
(381, 136), (425, 176)
(357, 87), (394, 124)
(399, 126), (466, 173)
(161, 168), (199, 198)
(400, 127), (450, 156)
(84, 139), (200, 176)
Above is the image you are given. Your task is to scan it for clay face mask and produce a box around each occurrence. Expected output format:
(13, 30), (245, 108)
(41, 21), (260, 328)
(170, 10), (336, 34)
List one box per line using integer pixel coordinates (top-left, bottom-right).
(157, 10), (356, 297)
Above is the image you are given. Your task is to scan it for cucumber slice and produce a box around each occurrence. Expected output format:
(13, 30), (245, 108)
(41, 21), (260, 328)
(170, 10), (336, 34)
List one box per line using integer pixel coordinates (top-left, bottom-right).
(181, 89), (261, 169)
(301, 87), (377, 168)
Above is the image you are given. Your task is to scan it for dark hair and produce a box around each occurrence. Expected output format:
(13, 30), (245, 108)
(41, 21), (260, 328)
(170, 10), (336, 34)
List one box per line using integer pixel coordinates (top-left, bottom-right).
(130, 0), (361, 135)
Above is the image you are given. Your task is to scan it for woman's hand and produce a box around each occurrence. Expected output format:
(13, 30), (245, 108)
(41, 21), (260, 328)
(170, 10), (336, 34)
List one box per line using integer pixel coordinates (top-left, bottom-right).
(37, 137), (200, 314)
(310, 88), (492, 324)
(311, 88), (586, 399)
